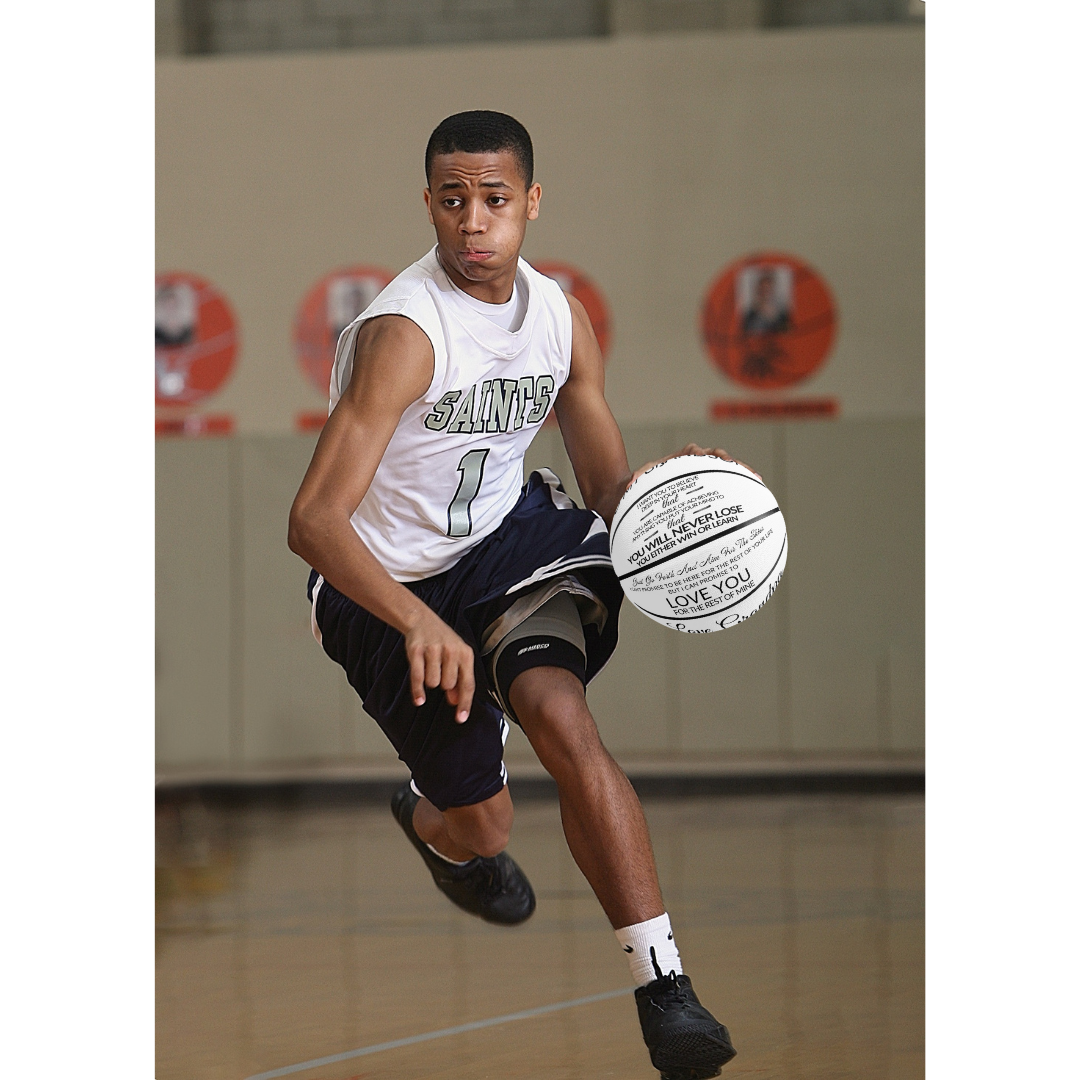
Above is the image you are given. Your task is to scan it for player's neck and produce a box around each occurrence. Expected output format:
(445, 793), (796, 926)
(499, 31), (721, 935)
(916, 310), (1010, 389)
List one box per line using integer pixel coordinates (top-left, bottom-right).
(437, 247), (518, 305)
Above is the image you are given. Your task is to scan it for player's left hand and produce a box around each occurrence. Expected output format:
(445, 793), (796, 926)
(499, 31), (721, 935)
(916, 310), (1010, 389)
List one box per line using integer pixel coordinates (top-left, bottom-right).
(628, 443), (762, 490)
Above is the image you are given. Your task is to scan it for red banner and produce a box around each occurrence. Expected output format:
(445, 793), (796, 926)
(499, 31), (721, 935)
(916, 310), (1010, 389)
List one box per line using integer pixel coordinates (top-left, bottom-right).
(155, 414), (235, 438)
(710, 398), (839, 421)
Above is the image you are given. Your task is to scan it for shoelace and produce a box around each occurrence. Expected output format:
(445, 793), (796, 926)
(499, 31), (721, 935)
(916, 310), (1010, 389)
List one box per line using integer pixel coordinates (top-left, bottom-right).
(478, 856), (505, 896)
(648, 973), (692, 1009)
(647, 948), (692, 1008)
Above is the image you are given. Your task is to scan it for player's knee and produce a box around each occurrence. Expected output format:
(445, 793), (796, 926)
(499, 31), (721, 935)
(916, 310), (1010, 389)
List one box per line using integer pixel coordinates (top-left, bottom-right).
(471, 824), (511, 859)
(511, 666), (585, 721)
(543, 726), (607, 785)
(463, 814), (511, 858)
(446, 793), (513, 858)
(515, 678), (604, 778)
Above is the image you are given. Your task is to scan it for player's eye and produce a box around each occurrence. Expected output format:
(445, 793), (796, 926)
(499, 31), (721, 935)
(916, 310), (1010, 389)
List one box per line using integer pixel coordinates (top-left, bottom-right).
(488, 195), (508, 206)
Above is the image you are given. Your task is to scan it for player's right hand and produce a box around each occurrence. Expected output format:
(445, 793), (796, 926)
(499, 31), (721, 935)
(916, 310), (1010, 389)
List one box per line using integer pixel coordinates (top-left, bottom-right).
(628, 443), (762, 488)
(404, 611), (476, 724)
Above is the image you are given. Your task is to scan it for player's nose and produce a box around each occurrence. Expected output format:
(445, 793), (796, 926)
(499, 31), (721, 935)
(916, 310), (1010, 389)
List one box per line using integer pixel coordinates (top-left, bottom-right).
(459, 199), (486, 233)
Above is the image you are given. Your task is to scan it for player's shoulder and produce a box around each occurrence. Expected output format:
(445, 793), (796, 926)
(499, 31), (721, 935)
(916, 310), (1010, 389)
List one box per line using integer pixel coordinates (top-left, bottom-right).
(561, 290), (589, 324)
(353, 247), (446, 360)
(544, 285), (593, 343)
(355, 310), (431, 353)
(519, 258), (574, 360)
(519, 257), (572, 313)
(367, 247), (442, 318)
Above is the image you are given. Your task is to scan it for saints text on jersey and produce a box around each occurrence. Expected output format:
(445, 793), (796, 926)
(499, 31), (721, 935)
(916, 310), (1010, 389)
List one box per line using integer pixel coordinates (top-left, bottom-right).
(424, 375), (556, 433)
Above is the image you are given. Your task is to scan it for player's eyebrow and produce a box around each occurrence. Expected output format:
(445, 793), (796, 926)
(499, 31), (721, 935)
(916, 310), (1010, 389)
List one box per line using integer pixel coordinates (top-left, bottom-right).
(436, 178), (513, 192)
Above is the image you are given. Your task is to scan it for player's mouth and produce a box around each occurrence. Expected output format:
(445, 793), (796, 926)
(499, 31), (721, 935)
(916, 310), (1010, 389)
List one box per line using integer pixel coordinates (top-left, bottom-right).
(461, 250), (494, 263)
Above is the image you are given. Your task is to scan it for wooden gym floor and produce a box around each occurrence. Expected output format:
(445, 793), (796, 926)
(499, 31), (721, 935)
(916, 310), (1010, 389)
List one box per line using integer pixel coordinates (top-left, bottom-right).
(156, 792), (923, 1080)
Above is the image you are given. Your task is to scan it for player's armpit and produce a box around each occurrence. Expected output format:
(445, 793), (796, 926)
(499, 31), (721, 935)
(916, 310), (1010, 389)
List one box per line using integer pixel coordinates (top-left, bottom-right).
(554, 295), (633, 527)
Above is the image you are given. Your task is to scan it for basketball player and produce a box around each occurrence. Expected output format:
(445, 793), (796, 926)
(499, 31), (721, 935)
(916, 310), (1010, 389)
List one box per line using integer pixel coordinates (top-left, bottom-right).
(289, 111), (743, 1080)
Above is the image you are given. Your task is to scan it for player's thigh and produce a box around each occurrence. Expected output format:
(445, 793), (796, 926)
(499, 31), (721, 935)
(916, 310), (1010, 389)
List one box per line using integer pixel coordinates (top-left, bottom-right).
(315, 576), (508, 812)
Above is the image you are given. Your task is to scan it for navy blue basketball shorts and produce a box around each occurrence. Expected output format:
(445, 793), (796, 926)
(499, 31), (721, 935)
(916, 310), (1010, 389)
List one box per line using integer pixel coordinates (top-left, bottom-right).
(307, 470), (624, 811)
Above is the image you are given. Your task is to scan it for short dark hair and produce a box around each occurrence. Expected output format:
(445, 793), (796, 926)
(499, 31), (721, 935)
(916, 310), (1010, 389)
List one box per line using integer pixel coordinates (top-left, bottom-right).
(425, 111), (534, 188)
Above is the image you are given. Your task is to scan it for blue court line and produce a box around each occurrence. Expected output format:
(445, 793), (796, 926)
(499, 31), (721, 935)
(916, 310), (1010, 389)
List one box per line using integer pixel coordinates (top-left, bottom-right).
(243, 986), (635, 1080)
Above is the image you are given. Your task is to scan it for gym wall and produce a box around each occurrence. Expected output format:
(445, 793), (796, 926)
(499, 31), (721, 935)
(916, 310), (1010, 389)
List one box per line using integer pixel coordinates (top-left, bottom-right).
(156, 23), (924, 774)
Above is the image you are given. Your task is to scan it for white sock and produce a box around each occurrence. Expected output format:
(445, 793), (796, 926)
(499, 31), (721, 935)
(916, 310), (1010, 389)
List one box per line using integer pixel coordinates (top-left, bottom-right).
(615, 912), (683, 987)
(425, 842), (473, 867)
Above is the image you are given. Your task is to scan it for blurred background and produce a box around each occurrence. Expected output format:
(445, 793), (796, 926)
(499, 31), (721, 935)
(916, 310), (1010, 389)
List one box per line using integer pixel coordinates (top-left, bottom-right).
(156, 0), (924, 786)
(155, 6), (924, 1077)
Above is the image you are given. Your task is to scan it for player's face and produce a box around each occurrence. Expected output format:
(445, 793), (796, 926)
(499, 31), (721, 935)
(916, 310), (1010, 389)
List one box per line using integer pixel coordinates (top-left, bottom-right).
(425, 151), (541, 298)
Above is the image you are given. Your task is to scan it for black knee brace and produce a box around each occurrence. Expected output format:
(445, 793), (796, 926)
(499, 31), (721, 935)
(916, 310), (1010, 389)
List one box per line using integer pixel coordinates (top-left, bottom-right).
(488, 591), (587, 723)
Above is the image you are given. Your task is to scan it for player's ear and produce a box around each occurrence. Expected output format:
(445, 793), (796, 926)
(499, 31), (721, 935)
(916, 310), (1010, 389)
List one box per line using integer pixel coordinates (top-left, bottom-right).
(527, 183), (541, 221)
(423, 188), (434, 225)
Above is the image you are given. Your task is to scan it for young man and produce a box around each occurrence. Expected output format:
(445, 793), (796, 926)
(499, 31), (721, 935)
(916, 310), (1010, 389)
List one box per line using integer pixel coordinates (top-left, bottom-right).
(289, 110), (740, 1080)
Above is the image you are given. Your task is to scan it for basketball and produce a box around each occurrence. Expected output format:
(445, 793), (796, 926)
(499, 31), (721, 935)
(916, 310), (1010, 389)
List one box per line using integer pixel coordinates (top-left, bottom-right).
(610, 455), (788, 633)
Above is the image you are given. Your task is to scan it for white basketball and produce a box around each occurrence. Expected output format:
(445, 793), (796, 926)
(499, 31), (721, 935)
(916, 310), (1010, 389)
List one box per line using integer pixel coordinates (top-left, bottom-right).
(610, 455), (788, 633)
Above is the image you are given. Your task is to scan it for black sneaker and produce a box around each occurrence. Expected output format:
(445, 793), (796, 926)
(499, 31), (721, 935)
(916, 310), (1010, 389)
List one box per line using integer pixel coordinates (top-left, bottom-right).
(635, 949), (737, 1080)
(390, 782), (536, 925)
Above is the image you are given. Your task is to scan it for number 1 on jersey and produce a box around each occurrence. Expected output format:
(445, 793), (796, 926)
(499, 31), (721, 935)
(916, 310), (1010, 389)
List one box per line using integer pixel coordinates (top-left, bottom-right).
(447, 448), (490, 537)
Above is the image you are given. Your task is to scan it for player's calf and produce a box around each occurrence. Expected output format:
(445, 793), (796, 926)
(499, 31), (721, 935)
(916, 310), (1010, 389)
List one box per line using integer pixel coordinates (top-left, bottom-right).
(508, 672), (737, 1078)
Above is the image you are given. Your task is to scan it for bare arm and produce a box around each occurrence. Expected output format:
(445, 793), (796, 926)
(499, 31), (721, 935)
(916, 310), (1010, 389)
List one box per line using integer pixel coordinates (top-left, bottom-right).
(555, 296), (761, 517)
(288, 315), (476, 722)
(553, 295), (633, 527)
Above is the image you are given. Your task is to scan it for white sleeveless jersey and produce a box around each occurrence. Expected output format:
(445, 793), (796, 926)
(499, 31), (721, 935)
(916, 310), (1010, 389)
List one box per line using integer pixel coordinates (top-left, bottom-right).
(328, 246), (573, 581)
